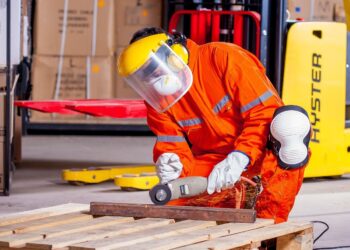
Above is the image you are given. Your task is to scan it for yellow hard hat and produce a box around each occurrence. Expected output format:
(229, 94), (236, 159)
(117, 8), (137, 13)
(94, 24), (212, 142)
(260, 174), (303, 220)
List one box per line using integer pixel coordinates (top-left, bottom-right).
(118, 33), (189, 77)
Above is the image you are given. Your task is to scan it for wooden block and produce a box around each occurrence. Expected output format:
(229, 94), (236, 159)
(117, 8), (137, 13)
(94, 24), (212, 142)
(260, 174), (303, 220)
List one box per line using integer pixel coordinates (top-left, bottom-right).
(0, 216), (132, 248)
(277, 227), (313, 250)
(130, 219), (274, 250)
(70, 220), (216, 250)
(0, 203), (89, 227)
(90, 202), (256, 223)
(26, 218), (173, 249)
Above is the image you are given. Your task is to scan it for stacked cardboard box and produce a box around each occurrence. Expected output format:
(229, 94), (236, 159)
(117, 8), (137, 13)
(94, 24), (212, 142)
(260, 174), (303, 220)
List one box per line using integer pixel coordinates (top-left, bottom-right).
(114, 0), (162, 99)
(31, 56), (115, 121)
(31, 0), (116, 122)
(31, 0), (162, 122)
(288, 0), (345, 22)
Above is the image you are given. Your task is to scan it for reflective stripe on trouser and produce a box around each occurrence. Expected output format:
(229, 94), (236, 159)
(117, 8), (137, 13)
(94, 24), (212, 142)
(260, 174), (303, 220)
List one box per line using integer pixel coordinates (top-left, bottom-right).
(167, 150), (306, 224)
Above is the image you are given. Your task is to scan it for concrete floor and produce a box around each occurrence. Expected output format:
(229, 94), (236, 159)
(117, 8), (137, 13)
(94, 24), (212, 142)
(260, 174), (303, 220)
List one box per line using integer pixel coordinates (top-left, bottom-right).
(1, 135), (350, 249)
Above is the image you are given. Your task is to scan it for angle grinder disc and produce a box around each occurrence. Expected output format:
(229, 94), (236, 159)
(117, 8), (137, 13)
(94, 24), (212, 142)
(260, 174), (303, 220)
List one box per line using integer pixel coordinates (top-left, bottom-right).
(149, 184), (172, 205)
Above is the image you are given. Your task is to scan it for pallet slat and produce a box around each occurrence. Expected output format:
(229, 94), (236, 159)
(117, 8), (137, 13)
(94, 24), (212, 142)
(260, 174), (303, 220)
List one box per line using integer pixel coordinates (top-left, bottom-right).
(90, 202), (256, 223)
(176, 221), (313, 250)
(0, 216), (132, 248)
(0, 212), (92, 237)
(70, 220), (217, 250)
(0, 203), (89, 227)
(124, 219), (274, 250)
(26, 218), (173, 250)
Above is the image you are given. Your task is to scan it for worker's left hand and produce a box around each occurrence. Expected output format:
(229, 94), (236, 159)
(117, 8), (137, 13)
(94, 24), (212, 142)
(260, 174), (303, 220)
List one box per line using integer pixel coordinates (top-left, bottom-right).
(207, 151), (250, 195)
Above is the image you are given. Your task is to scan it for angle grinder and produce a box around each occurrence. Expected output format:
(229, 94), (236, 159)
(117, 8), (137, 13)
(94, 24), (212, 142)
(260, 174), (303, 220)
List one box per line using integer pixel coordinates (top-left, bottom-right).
(149, 176), (208, 205)
(149, 176), (260, 206)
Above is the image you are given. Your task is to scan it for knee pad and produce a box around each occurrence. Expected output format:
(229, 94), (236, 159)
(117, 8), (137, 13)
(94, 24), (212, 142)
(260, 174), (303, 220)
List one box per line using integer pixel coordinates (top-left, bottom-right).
(269, 105), (311, 169)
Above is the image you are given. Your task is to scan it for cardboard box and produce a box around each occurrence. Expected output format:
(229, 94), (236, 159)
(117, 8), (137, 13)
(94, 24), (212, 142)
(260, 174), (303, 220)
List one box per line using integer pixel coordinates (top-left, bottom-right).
(30, 55), (115, 121)
(288, 0), (335, 21)
(334, 0), (345, 22)
(115, 0), (162, 46)
(288, 0), (311, 20)
(0, 70), (5, 89)
(313, 0), (335, 21)
(115, 47), (141, 99)
(0, 0), (22, 65)
(34, 0), (115, 56)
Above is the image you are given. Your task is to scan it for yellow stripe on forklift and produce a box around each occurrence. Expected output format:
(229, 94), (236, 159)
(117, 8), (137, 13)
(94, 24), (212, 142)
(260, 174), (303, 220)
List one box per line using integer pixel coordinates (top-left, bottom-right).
(62, 166), (156, 185)
(114, 173), (159, 191)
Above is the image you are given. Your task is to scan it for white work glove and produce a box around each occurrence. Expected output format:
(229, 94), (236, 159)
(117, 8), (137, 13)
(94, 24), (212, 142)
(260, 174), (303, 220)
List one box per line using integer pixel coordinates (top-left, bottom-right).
(156, 153), (183, 184)
(207, 151), (250, 195)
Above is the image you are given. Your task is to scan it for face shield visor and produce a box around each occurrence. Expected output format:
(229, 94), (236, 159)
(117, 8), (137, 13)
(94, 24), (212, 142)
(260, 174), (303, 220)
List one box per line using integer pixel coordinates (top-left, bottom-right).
(122, 43), (193, 113)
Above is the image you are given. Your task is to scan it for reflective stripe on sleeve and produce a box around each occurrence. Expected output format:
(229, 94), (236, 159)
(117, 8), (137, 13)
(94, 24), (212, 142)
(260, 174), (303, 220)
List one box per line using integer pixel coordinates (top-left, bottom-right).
(157, 135), (186, 142)
(240, 90), (273, 113)
(213, 94), (230, 113)
(177, 118), (202, 127)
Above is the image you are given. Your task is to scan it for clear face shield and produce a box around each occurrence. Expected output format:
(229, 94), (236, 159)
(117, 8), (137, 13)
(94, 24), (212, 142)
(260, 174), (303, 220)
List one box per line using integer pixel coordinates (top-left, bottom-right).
(123, 43), (193, 113)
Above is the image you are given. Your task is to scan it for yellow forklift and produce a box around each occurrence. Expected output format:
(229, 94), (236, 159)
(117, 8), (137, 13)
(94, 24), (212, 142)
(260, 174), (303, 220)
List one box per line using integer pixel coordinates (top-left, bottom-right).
(283, 21), (350, 177)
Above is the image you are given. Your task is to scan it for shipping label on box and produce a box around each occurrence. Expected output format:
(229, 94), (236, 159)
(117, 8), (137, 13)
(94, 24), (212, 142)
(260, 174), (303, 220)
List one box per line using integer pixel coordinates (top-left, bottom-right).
(115, 0), (162, 46)
(31, 55), (115, 121)
(34, 0), (115, 56)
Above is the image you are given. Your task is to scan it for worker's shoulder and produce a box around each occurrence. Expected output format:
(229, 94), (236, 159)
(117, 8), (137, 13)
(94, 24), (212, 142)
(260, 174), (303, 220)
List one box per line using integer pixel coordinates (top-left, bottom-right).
(200, 42), (241, 52)
(199, 42), (250, 58)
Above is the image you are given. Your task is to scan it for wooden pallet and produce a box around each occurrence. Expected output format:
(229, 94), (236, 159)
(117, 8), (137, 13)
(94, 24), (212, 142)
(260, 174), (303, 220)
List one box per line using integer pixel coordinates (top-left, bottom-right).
(0, 203), (313, 250)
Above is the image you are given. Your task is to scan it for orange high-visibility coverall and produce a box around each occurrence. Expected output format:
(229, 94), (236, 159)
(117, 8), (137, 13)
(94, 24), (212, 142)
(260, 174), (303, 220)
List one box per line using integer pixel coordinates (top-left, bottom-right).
(146, 40), (306, 223)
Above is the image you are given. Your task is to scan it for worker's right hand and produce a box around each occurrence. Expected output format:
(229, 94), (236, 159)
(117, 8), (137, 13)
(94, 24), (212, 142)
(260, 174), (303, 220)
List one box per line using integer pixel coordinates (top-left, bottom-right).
(156, 153), (183, 184)
(207, 151), (249, 195)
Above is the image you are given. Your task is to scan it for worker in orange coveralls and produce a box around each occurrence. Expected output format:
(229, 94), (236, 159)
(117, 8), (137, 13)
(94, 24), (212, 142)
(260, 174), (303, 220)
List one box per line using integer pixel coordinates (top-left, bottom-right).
(118, 27), (311, 223)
